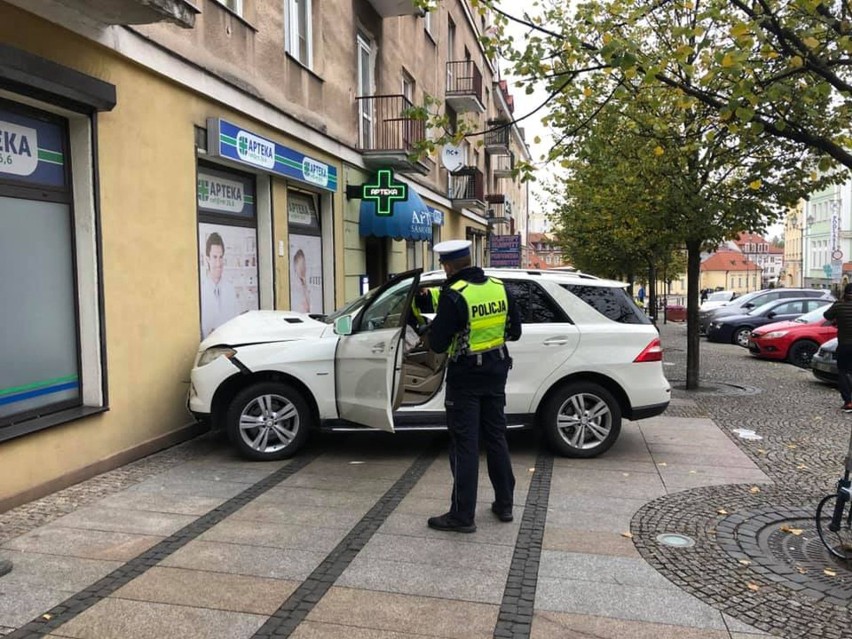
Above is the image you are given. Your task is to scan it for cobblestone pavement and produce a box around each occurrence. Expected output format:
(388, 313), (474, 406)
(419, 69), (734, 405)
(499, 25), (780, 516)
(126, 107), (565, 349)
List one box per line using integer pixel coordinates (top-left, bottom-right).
(633, 323), (852, 639)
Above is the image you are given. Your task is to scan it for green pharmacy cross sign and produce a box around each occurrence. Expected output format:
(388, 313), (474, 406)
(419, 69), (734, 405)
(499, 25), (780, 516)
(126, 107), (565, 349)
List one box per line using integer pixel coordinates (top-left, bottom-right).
(362, 169), (408, 216)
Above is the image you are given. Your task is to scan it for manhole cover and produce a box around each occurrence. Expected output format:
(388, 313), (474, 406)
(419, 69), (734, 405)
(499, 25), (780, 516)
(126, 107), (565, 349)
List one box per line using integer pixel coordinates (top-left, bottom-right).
(656, 533), (696, 548)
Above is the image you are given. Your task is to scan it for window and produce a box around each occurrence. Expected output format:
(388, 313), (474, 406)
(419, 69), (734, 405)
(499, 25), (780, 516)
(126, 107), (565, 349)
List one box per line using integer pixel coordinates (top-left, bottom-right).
(357, 33), (373, 148)
(287, 190), (324, 314)
(562, 285), (652, 325)
(503, 281), (567, 324)
(285, 0), (312, 67)
(1, 104), (81, 426)
(402, 71), (415, 103)
(216, 0), (243, 14)
(447, 17), (456, 88)
(197, 163), (260, 338)
(423, 9), (432, 35)
(357, 275), (417, 332)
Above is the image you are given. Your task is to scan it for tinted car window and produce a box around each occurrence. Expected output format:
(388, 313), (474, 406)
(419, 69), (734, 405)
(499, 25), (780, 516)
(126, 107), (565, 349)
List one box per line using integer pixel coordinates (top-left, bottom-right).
(768, 301), (803, 315)
(562, 285), (652, 324)
(806, 299), (830, 312)
(503, 280), (568, 324)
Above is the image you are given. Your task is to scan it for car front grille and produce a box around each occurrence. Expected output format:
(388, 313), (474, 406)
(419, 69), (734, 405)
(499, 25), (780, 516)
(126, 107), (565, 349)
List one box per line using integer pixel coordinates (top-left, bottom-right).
(817, 349), (836, 361)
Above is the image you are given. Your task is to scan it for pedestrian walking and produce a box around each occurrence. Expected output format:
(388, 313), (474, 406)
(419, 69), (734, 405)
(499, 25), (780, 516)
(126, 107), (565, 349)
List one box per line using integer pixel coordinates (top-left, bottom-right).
(637, 284), (646, 309)
(424, 239), (522, 533)
(824, 283), (852, 412)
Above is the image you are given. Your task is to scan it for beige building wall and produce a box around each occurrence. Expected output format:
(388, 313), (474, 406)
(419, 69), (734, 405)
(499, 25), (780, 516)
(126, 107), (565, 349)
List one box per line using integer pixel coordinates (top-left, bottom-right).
(0, 3), (350, 505)
(784, 202), (804, 287)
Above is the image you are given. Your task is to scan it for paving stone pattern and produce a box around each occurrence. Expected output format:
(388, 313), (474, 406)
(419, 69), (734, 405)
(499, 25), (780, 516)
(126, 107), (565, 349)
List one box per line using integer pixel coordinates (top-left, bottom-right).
(251, 445), (441, 638)
(0, 433), (224, 545)
(5, 453), (319, 638)
(493, 450), (553, 639)
(632, 325), (852, 639)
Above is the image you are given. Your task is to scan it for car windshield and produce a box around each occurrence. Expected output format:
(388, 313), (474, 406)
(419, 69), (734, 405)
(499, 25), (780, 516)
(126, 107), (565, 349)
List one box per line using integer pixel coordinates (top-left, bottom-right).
(708, 291), (731, 301)
(322, 287), (379, 324)
(794, 306), (831, 324)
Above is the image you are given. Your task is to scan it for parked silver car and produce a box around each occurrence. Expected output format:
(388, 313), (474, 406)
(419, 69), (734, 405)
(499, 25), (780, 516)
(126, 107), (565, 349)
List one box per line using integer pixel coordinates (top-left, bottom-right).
(700, 288), (835, 334)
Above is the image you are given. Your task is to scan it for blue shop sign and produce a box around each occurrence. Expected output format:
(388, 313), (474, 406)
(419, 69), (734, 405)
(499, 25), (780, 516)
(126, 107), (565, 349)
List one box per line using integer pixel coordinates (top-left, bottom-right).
(207, 118), (338, 192)
(0, 109), (65, 188)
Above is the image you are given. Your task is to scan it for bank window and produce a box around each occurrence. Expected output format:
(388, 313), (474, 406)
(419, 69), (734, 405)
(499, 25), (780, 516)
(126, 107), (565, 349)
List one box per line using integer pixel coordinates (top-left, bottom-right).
(0, 103), (82, 428)
(216, 0), (243, 15)
(288, 190), (324, 314)
(197, 162), (259, 339)
(285, 0), (313, 67)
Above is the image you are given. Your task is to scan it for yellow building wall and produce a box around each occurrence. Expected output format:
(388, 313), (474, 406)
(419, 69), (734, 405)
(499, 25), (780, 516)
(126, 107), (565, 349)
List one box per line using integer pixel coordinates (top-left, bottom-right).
(0, 5), (345, 504)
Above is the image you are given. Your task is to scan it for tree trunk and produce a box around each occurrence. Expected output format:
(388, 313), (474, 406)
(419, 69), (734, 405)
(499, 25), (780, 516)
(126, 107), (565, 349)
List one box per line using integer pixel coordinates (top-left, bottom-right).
(686, 240), (702, 390)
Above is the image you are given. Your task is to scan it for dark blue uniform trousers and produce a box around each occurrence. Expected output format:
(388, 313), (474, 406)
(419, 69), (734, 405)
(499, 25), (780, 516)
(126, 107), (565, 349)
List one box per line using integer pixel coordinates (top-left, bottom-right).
(445, 378), (516, 525)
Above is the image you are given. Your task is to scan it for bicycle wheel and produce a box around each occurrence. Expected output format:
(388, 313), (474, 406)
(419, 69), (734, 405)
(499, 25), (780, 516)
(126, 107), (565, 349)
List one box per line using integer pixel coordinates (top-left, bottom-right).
(816, 493), (852, 560)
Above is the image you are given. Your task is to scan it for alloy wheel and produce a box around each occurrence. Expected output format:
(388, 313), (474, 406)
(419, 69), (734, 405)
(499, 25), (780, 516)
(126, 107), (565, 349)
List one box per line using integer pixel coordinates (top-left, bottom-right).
(238, 393), (300, 454)
(556, 393), (613, 450)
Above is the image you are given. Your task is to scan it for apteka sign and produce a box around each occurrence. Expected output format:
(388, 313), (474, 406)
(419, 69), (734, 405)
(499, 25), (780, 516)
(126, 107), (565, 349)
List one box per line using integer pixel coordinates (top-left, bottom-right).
(0, 120), (38, 177)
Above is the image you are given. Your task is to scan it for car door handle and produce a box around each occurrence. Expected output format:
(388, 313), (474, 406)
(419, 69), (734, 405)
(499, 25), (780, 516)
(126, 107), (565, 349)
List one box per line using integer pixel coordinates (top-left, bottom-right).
(372, 343), (386, 354)
(543, 337), (570, 346)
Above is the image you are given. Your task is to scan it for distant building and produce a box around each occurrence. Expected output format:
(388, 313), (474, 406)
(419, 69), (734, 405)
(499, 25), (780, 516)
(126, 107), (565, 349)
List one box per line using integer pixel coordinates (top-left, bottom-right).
(700, 251), (762, 294)
(734, 232), (783, 287)
(781, 202), (804, 288)
(526, 233), (568, 268)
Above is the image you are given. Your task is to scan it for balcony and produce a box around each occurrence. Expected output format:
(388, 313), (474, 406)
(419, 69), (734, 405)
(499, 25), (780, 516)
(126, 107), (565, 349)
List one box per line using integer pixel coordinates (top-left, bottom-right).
(486, 194), (512, 226)
(449, 167), (486, 211)
(485, 125), (511, 155)
(446, 61), (485, 113)
(356, 95), (432, 175)
(365, 0), (421, 17)
(57, 0), (198, 27)
(493, 152), (515, 179)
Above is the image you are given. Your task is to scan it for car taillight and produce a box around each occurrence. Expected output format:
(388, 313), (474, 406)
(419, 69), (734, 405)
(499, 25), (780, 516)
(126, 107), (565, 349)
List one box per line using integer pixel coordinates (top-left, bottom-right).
(634, 338), (663, 363)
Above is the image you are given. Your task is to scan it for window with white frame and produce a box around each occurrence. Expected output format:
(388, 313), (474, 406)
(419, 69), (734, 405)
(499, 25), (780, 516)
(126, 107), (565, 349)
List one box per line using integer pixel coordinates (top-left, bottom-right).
(357, 32), (374, 148)
(402, 71), (415, 103)
(217, 0), (243, 14)
(285, 0), (312, 67)
(424, 9), (432, 35)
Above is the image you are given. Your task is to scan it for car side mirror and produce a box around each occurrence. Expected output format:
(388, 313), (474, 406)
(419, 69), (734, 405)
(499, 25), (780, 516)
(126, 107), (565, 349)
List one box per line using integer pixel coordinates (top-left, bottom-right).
(334, 315), (353, 336)
(744, 303), (754, 309)
(767, 311), (776, 319)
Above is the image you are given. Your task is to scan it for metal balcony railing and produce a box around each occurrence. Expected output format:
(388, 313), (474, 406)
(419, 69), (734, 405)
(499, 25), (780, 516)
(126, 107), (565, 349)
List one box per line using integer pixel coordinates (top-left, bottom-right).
(484, 126), (511, 154)
(449, 167), (485, 205)
(356, 94), (425, 155)
(446, 61), (484, 105)
(492, 152), (515, 178)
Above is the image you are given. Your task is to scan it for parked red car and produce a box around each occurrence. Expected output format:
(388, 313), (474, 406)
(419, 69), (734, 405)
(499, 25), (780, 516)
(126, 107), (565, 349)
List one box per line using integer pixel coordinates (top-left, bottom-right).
(748, 306), (837, 368)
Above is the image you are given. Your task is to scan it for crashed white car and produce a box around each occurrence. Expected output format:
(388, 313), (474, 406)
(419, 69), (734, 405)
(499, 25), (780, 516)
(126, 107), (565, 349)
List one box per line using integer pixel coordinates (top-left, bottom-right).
(189, 269), (670, 461)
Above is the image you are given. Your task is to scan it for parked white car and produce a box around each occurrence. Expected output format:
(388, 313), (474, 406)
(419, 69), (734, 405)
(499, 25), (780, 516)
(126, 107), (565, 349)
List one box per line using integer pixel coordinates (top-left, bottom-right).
(701, 290), (737, 311)
(189, 269), (671, 461)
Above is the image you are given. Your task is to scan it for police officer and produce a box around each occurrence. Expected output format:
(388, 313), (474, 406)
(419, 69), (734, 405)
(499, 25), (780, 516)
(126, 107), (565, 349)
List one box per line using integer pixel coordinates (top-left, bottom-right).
(426, 240), (522, 533)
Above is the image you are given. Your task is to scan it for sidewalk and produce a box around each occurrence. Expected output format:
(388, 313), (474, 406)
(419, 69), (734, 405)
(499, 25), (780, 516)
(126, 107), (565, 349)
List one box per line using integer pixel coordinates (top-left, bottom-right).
(0, 399), (773, 639)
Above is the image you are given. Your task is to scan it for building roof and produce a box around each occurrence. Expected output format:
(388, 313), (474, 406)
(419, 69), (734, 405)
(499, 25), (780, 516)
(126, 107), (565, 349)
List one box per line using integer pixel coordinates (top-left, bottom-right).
(734, 232), (768, 247)
(767, 245), (784, 254)
(700, 251), (762, 272)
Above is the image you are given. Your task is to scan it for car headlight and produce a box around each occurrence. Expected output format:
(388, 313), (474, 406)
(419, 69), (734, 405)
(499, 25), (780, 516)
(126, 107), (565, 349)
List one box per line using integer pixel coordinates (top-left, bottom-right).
(197, 346), (237, 367)
(762, 331), (788, 340)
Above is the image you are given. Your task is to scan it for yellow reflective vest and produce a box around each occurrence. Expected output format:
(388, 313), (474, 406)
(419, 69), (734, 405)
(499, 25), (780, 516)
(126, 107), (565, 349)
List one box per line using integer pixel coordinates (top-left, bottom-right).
(448, 277), (509, 357)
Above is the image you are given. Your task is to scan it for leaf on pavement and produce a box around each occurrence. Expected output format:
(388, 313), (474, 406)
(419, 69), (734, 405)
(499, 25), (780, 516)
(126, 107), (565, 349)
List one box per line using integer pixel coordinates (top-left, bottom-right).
(797, 464), (808, 470)
(717, 508), (729, 515)
(747, 582), (760, 592)
(757, 449), (767, 455)
(796, 566), (808, 574)
(658, 462), (668, 467)
(739, 559), (752, 566)
(749, 486), (761, 494)
(621, 531), (634, 539)
(623, 473), (630, 477)
(42, 614), (52, 621)
(780, 525), (804, 536)
(787, 443), (798, 449)
(824, 568), (837, 577)
(689, 470), (697, 474)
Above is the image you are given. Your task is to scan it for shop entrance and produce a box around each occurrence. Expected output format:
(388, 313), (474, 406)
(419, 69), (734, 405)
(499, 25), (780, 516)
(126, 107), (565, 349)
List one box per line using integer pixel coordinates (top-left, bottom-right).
(365, 236), (389, 290)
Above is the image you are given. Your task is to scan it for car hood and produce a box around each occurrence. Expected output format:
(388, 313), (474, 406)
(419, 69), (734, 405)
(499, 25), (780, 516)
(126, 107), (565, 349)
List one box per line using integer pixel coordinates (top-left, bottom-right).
(710, 312), (754, 325)
(200, 310), (330, 348)
(750, 320), (799, 336)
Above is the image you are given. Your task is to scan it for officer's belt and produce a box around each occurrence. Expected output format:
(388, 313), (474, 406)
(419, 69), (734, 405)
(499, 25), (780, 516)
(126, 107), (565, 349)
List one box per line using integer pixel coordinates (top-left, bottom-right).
(452, 344), (506, 366)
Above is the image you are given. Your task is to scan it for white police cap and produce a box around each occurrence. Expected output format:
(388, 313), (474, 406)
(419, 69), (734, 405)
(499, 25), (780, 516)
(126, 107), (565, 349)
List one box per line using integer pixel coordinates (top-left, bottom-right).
(433, 239), (472, 263)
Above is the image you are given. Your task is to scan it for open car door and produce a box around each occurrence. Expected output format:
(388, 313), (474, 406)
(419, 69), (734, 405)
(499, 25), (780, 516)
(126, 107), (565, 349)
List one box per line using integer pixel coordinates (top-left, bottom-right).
(335, 269), (421, 432)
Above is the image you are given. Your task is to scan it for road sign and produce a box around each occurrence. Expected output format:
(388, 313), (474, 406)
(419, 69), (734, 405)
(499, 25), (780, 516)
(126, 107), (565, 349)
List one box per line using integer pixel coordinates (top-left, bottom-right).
(832, 259), (843, 281)
(833, 249), (844, 261)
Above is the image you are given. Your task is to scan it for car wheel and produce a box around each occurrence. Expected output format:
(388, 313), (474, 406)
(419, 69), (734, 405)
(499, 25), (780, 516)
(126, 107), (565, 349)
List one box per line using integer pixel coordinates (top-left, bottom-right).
(225, 382), (312, 461)
(541, 381), (622, 458)
(733, 327), (752, 347)
(788, 340), (819, 369)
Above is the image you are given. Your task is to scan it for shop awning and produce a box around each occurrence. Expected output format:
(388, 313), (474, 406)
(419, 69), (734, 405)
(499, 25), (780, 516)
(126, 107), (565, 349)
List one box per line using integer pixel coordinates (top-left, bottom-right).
(359, 187), (432, 241)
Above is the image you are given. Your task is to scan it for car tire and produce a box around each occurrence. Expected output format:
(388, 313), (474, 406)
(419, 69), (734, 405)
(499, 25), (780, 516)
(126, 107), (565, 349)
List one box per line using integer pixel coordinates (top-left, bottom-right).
(788, 340), (819, 369)
(225, 382), (312, 461)
(540, 381), (622, 458)
(733, 327), (752, 347)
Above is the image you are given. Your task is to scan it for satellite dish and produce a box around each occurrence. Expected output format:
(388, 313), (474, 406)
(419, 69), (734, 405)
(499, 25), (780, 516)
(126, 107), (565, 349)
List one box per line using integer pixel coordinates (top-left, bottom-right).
(441, 144), (465, 172)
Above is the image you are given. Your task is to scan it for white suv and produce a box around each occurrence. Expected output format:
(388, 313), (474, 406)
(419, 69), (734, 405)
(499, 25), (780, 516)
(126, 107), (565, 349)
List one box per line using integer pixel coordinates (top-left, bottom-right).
(189, 269), (670, 461)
